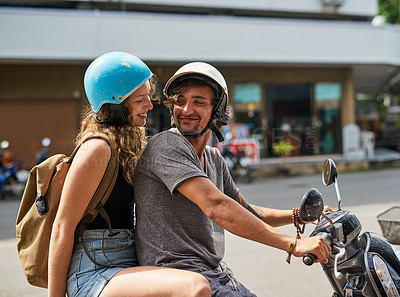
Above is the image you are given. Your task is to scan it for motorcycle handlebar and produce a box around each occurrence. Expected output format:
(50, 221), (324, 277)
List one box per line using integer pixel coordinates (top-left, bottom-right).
(302, 232), (332, 266)
(303, 254), (317, 266)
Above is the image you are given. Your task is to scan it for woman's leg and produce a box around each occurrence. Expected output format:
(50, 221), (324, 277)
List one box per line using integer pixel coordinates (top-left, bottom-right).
(99, 266), (211, 297)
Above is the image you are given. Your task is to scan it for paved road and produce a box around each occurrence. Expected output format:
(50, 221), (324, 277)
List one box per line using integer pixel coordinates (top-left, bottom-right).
(238, 167), (400, 209)
(1, 168), (399, 297)
(226, 168), (400, 296)
(224, 202), (400, 297)
(0, 199), (47, 297)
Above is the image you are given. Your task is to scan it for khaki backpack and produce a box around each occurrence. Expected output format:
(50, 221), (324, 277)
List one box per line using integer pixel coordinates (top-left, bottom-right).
(15, 133), (119, 288)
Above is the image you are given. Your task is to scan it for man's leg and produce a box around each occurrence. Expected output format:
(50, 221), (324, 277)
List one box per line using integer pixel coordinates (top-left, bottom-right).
(203, 263), (257, 297)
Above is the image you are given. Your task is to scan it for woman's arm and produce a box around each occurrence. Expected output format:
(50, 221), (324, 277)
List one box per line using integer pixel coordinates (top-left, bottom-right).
(47, 139), (111, 297)
(232, 193), (292, 227)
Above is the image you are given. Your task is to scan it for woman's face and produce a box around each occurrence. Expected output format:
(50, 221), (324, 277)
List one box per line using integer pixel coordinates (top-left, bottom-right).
(125, 80), (153, 127)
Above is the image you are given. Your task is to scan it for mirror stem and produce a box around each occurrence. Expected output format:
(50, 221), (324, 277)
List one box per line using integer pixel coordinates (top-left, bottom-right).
(321, 212), (335, 229)
(334, 177), (342, 210)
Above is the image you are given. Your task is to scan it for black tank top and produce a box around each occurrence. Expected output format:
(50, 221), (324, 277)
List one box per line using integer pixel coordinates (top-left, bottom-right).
(87, 168), (134, 230)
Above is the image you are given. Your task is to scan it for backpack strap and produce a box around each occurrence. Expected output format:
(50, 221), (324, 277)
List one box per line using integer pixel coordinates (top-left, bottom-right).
(80, 132), (119, 225)
(72, 133), (121, 267)
(76, 132), (119, 229)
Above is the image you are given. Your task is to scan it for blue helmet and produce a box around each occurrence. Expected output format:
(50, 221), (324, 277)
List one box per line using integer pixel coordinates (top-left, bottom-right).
(84, 51), (153, 113)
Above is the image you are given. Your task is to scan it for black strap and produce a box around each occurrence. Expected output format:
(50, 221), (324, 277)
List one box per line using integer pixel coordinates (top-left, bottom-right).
(79, 229), (122, 268)
(80, 235), (108, 267)
(174, 93), (229, 142)
(76, 207), (122, 268)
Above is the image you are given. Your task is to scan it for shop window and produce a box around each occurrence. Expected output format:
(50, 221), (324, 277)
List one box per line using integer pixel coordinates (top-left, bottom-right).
(266, 85), (312, 157)
(315, 82), (342, 154)
(217, 83), (262, 160)
(232, 83), (262, 134)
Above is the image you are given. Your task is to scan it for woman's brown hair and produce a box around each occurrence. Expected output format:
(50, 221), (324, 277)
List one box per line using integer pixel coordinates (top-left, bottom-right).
(75, 76), (158, 184)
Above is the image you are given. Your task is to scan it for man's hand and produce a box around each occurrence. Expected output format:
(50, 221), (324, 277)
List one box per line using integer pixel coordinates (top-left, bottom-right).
(323, 205), (334, 213)
(310, 205), (334, 225)
(293, 236), (331, 264)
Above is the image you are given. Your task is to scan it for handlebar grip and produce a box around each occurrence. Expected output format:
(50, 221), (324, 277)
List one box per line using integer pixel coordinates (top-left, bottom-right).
(303, 254), (317, 266)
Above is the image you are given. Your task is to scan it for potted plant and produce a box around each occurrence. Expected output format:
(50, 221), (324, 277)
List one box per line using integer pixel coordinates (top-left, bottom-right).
(272, 139), (294, 175)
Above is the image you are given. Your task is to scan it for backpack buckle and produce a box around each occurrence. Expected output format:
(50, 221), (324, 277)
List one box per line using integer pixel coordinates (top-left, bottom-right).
(35, 194), (49, 215)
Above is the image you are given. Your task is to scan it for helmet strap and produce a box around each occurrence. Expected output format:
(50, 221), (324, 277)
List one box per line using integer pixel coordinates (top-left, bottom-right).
(171, 93), (229, 142)
(94, 104), (130, 126)
(212, 93), (229, 126)
(169, 107), (177, 128)
(210, 122), (225, 142)
(176, 120), (224, 142)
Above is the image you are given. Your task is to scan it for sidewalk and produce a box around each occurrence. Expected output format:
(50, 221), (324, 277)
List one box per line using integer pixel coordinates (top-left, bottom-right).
(251, 147), (400, 178)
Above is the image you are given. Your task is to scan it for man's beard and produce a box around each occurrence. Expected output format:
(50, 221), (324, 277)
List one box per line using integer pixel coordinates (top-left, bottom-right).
(177, 123), (202, 136)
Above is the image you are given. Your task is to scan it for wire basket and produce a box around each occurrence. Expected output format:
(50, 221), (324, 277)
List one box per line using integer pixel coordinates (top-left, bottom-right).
(377, 206), (400, 245)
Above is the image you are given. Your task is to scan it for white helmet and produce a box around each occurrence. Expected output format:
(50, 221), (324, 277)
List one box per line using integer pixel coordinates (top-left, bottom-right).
(164, 62), (228, 98)
(163, 62), (230, 142)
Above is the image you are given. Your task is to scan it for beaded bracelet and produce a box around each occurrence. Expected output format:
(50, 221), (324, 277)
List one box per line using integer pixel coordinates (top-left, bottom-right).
(285, 238), (297, 264)
(292, 207), (305, 238)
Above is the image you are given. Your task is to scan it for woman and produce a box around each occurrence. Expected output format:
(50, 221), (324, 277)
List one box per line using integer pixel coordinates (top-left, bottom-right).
(48, 52), (211, 297)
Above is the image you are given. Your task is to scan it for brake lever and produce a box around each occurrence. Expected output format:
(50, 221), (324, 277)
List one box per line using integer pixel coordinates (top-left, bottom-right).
(334, 246), (346, 279)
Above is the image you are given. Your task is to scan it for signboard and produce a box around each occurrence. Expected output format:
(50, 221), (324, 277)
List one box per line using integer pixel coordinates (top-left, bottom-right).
(227, 139), (259, 163)
(315, 83), (341, 101)
(234, 83), (261, 103)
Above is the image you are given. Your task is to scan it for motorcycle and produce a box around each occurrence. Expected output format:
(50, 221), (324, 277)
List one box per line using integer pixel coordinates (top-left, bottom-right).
(299, 158), (400, 297)
(222, 144), (253, 183)
(0, 143), (28, 199)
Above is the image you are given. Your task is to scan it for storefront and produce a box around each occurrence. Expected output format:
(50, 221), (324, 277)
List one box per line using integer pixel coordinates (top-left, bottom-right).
(0, 63), (354, 167)
(214, 66), (354, 159)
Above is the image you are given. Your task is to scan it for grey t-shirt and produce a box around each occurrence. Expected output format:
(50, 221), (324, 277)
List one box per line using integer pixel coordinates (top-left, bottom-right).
(134, 129), (239, 273)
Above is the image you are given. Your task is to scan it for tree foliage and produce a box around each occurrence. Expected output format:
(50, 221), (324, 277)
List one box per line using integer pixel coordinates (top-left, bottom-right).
(379, 0), (400, 24)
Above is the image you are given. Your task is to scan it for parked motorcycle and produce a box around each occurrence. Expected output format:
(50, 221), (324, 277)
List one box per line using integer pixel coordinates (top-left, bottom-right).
(0, 142), (28, 199)
(299, 158), (400, 297)
(222, 144), (253, 183)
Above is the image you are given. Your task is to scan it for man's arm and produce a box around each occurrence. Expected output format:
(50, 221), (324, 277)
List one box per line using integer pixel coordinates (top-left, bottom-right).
(177, 176), (330, 263)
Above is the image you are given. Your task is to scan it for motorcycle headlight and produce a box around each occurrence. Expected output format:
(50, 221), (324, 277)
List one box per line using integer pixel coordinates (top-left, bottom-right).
(372, 255), (400, 297)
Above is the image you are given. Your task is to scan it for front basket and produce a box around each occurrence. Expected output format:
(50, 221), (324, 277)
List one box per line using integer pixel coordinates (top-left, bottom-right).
(377, 206), (400, 245)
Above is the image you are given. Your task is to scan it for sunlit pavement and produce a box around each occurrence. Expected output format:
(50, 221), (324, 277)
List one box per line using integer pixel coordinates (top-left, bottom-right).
(224, 202), (400, 297)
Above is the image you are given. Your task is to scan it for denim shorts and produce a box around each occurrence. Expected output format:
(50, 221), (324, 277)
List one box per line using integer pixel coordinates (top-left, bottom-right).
(67, 229), (138, 297)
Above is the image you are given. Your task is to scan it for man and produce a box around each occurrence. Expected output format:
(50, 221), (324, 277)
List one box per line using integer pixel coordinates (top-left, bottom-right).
(134, 62), (330, 296)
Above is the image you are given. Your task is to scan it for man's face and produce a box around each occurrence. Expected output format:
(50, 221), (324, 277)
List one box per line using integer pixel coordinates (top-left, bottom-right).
(173, 85), (214, 136)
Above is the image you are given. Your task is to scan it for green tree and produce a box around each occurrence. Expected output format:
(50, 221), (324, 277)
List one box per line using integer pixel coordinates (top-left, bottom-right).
(379, 0), (400, 24)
